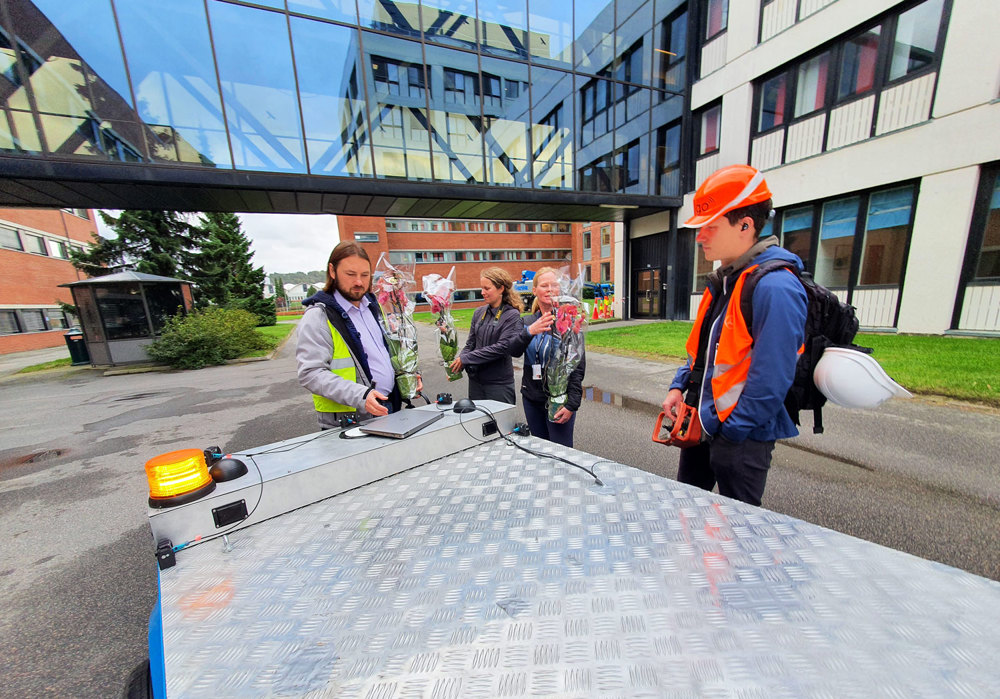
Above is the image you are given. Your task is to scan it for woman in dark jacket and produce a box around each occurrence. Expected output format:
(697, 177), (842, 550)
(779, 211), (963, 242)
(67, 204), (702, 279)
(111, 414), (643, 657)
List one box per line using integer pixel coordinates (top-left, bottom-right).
(510, 267), (586, 447)
(450, 267), (524, 404)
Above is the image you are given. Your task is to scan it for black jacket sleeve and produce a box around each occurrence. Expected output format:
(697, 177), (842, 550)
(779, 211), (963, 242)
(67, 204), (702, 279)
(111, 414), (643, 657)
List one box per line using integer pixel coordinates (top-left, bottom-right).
(565, 341), (586, 412)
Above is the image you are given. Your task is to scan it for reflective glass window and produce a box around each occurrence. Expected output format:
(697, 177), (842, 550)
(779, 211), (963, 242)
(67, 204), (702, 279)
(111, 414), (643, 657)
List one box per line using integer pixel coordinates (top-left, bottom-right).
(758, 71), (787, 131)
(291, 18), (372, 177)
(424, 46), (483, 183)
(656, 120), (680, 196)
(780, 206), (814, 272)
(574, 0), (614, 74)
(703, 0), (728, 41)
(837, 27), (881, 101)
(794, 52), (831, 118)
(358, 0), (420, 37)
(0, 227), (22, 250)
(143, 284), (185, 333)
(699, 103), (720, 155)
(50, 240), (68, 258)
(209, 2), (306, 173)
(116, 0), (231, 167)
(658, 9), (687, 92)
(479, 58), (529, 187)
(859, 186), (914, 286)
(478, 0), (528, 58)
(528, 0), (573, 67)
(23, 233), (46, 254)
(21, 309), (46, 332)
(973, 172), (1000, 280)
(422, 0), (478, 50)
(0, 310), (20, 334)
(95, 285), (151, 339)
(288, 0), (356, 24)
(531, 66), (574, 189)
(815, 196), (859, 289)
(889, 0), (944, 81)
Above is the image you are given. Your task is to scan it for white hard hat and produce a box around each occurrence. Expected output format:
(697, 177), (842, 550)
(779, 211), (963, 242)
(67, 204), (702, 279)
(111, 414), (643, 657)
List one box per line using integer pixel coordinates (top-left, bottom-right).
(813, 347), (912, 409)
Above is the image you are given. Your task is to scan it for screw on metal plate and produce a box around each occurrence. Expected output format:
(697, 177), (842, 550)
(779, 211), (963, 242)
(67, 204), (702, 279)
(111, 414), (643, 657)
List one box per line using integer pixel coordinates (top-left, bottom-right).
(222, 534), (234, 553)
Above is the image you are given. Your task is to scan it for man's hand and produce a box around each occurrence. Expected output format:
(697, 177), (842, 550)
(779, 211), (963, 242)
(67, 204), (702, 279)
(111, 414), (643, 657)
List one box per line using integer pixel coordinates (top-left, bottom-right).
(527, 312), (555, 336)
(364, 389), (390, 417)
(449, 356), (463, 372)
(551, 407), (573, 424)
(662, 388), (684, 417)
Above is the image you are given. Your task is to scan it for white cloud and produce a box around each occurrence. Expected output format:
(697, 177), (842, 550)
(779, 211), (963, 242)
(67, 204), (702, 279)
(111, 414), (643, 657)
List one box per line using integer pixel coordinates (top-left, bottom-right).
(238, 214), (340, 275)
(95, 211), (340, 275)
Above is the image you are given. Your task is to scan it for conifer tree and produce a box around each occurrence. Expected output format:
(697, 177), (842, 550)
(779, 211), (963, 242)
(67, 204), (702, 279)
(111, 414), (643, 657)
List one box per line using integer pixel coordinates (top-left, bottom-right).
(69, 210), (204, 278)
(193, 212), (276, 325)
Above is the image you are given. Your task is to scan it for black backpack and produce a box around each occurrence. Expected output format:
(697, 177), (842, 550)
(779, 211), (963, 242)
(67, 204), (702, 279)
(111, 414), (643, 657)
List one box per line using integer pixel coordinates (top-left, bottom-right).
(740, 260), (871, 434)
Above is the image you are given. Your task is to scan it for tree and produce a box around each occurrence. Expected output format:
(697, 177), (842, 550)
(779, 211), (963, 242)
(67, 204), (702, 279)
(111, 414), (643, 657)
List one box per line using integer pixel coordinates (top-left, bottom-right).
(69, 210), (204, 278)
(272, 274), (289, 311)
(192, 212), (276, 325)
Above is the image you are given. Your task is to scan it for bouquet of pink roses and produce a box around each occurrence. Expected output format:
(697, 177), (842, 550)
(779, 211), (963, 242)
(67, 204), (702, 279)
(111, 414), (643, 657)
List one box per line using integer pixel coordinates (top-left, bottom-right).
(373, 253), (420, 399)
(545, 267), (587, 421)
(422, 267), (462, 381)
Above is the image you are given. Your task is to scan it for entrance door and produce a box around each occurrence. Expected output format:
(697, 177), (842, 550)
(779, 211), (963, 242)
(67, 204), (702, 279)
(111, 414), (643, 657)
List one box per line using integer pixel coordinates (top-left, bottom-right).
(635, 269), (661, 317)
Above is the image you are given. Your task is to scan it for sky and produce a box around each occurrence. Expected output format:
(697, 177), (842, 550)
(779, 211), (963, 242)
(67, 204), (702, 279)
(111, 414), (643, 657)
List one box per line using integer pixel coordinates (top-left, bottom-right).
(96, 212), (340, 276)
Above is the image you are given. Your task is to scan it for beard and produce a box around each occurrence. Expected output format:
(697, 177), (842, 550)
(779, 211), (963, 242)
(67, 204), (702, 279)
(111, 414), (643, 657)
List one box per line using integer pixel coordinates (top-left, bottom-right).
(335, 278), (369, 302)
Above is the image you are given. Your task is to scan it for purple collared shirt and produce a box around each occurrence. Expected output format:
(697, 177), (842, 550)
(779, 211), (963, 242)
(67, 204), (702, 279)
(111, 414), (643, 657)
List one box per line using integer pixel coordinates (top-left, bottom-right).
(334, 290), (395, 396)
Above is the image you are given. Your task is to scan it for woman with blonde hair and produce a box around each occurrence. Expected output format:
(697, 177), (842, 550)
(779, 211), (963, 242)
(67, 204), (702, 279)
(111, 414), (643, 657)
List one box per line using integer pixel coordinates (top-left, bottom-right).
(450, 267), (524, 404)
(509, 267), (586, 447)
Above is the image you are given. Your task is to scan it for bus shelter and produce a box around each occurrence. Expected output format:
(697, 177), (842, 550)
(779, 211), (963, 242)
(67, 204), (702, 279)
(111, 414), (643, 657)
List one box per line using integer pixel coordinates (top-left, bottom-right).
(61, 271), (193, 366)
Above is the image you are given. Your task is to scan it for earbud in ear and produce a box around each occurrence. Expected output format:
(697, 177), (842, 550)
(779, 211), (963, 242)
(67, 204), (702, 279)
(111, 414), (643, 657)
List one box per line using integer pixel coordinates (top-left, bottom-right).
(741, 223), (749, 231)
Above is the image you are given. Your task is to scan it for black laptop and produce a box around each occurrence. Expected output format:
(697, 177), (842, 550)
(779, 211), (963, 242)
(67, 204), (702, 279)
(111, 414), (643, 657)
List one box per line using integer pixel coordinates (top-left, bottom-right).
(358, 410), (444, 439)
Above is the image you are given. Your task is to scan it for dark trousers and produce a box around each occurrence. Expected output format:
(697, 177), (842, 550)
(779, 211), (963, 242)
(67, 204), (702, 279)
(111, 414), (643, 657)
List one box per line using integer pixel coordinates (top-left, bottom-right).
(468, 378), (516, 405)
(522, 397), (577, 448)
(677, 435), (775, 506)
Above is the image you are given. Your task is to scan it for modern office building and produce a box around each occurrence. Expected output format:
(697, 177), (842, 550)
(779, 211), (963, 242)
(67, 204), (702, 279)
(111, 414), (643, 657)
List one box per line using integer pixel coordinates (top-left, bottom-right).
(0, 0), (996, 334)
(338, 215), (621, 311)
(0, 207), (92, 353)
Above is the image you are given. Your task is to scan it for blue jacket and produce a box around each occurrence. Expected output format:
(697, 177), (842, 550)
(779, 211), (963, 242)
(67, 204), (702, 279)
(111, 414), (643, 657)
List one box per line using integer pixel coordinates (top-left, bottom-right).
(670, 244), (807, 443)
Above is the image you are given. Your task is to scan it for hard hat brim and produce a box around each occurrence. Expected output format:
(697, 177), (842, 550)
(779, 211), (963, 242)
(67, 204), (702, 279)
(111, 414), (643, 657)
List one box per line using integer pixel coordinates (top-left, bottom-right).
(682, 211), (720, 228)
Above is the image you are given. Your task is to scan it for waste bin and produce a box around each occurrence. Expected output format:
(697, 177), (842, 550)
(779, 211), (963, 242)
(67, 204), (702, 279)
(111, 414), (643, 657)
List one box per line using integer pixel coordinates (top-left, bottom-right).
(64, 328), (90, 365)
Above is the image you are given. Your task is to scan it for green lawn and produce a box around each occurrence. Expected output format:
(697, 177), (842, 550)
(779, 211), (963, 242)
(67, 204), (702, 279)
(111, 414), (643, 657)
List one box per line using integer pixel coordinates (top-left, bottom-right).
(241, 323), (296, 358)
(16, 357), (73, 373)
(585, 322), (1000, 406)
(414, 308), (477, 330)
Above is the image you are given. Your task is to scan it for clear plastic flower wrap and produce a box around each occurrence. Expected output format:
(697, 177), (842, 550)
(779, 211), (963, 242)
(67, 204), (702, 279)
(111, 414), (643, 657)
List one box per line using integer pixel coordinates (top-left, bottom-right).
(422, 267), (462, 381)
(545, 267), (588, 421)
(373, 253), (420, 399)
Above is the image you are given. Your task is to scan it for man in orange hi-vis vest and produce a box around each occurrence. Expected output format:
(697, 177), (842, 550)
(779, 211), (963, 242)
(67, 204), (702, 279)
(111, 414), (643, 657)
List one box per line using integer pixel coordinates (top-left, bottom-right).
(662, 165), (807, 506)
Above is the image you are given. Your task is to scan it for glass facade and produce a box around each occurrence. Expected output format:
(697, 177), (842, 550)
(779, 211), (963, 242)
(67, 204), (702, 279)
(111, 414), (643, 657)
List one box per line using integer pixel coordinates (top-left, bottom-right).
(0, 0), (687, 198)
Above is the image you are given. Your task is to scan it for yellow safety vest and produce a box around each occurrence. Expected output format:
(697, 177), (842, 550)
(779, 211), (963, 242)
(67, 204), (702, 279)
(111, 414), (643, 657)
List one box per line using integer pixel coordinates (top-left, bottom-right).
(312, 319), (362, 414)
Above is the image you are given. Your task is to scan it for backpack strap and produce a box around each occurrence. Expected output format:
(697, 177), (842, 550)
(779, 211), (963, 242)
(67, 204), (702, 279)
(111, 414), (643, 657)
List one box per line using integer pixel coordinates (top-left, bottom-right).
(739, 258), (799, 337)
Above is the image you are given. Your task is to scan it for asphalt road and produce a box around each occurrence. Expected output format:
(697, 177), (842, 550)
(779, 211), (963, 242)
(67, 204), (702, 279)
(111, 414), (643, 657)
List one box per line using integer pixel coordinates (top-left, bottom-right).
(0, 326), (997, 697)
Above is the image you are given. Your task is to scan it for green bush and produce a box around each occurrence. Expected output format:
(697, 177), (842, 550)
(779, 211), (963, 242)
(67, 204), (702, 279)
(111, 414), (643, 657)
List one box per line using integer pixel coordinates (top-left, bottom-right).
(226, 296), (277, 326)
(147, 308), (269, 369)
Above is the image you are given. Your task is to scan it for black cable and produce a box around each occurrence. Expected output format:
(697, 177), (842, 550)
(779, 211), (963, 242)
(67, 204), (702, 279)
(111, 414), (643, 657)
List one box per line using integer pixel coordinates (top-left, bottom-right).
(465, 404), (604, 486)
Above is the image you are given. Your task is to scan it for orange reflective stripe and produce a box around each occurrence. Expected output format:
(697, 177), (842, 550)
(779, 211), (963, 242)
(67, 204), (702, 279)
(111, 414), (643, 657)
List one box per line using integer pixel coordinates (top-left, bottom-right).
(685, 289), (713, 368)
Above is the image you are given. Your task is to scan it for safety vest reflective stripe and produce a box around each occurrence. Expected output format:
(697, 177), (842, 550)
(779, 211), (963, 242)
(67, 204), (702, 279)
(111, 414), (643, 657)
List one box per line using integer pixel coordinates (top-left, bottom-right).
(313, 319), (360, 414)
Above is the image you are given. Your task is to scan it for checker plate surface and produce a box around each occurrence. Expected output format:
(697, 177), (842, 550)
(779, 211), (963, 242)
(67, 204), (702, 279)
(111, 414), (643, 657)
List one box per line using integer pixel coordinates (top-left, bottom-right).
(160, 439), (1000, 697)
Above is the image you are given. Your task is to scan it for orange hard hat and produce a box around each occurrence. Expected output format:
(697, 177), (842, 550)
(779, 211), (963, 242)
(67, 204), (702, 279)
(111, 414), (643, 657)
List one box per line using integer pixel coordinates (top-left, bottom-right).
(684, 164), (772, 228)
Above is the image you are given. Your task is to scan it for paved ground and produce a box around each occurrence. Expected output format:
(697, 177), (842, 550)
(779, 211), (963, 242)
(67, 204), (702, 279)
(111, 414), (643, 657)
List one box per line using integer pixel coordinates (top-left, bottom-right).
(0, 321), (998, 697)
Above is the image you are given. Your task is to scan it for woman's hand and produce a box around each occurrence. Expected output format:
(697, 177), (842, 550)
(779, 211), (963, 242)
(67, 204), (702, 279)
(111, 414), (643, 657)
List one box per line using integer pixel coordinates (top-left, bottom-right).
(449, 356), (463, 372)
(527, 311), (554, 336)
(551, 407), (573, 424)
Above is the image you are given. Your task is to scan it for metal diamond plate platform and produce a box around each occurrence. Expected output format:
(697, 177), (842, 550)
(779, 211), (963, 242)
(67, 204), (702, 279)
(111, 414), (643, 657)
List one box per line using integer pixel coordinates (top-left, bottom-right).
(159, 437), (1000, 697)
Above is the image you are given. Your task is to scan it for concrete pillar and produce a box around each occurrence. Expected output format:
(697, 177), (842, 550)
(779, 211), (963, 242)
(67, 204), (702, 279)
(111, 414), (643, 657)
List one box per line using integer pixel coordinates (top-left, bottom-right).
(896, 166), (980, 333)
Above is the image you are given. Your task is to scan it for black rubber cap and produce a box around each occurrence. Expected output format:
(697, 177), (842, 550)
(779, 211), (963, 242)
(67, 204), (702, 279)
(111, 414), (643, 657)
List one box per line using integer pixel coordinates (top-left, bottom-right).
(453, 398), (476, 414)
(209, 457), (248, 482)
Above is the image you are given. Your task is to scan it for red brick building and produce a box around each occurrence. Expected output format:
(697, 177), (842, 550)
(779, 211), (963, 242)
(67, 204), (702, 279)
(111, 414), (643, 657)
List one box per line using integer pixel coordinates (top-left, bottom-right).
(0, 208), (95, 354)
(338, 216), (618, 310)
